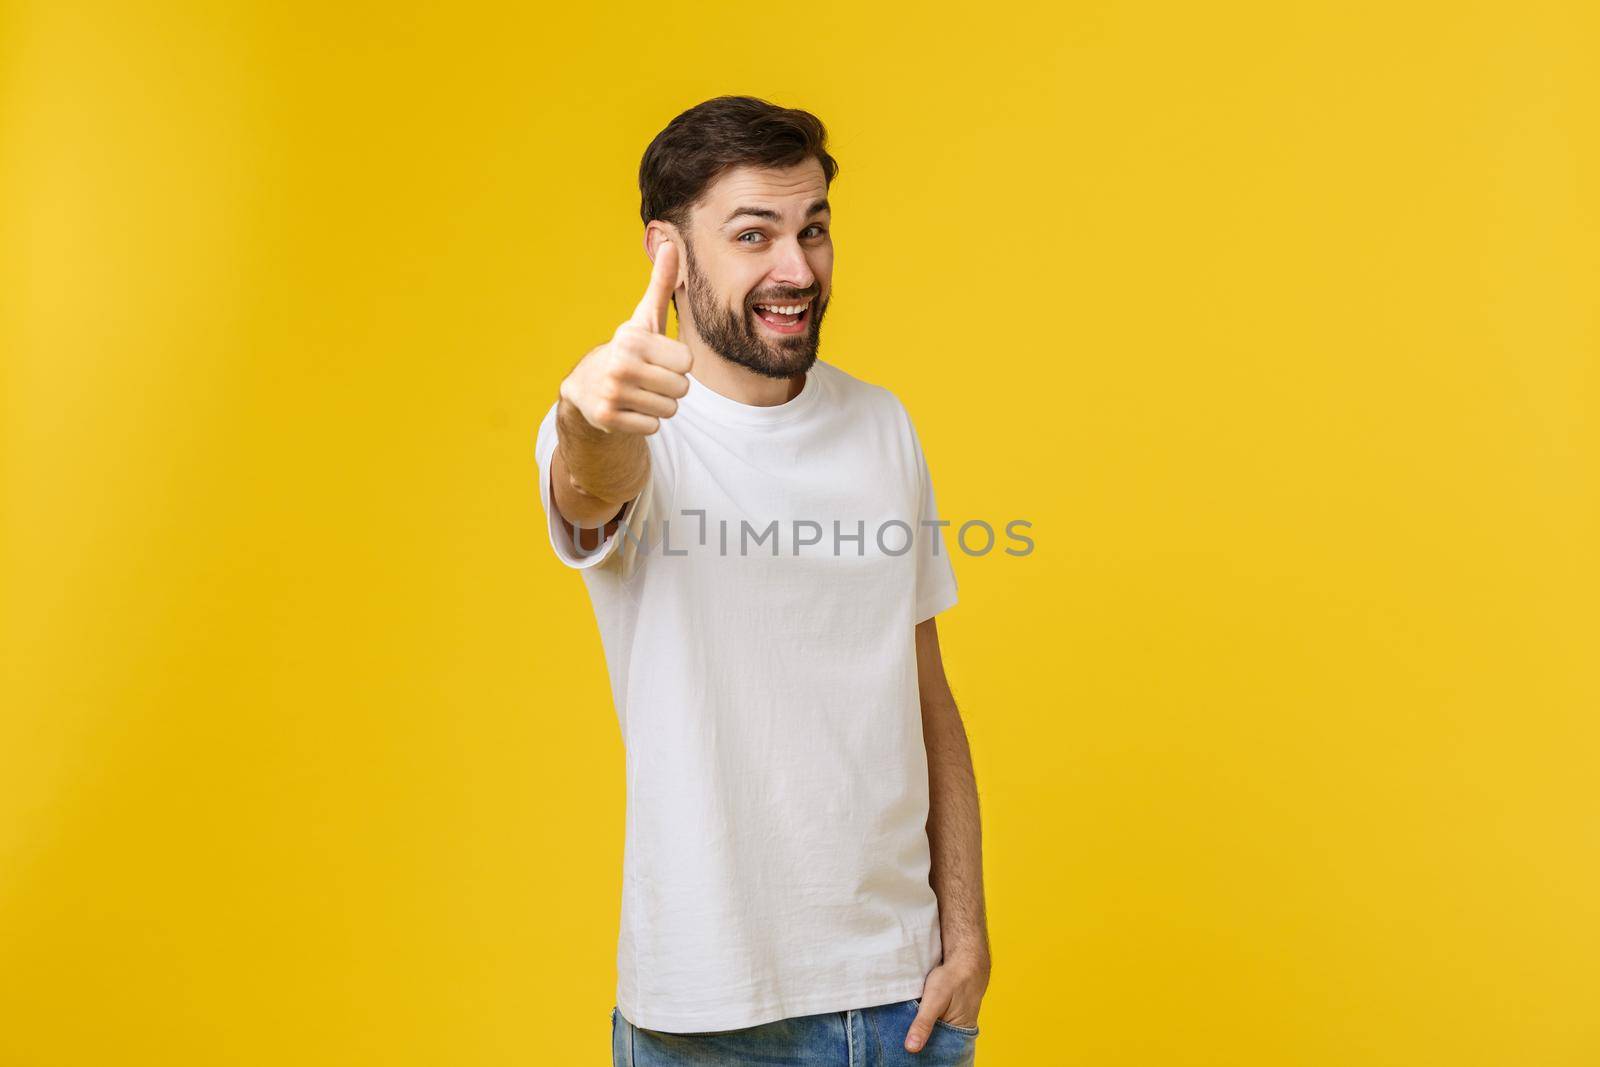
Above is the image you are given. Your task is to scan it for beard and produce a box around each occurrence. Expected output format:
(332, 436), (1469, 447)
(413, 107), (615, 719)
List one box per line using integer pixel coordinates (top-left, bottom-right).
(680, 237), (827, 380)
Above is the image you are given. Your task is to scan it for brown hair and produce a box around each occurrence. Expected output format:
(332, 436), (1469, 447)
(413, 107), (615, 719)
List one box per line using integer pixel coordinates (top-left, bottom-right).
(638, 95), (839, 229)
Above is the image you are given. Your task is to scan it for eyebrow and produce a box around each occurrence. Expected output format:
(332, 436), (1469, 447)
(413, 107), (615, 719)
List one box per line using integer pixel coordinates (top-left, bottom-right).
(720, 198), (831, 228)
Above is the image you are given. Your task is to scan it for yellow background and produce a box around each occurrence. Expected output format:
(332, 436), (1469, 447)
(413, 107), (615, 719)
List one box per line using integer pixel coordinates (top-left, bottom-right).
(3, 1), (1596, 1064)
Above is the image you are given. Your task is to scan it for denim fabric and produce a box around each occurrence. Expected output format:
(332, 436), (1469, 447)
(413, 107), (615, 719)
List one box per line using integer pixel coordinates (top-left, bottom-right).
(611, 997), (979, 1066)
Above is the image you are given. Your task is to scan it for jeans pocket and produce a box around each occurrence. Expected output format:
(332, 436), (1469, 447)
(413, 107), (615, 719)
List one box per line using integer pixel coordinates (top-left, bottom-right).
(933, 1017), (981, 1037)
(911, 997), (981, 1037)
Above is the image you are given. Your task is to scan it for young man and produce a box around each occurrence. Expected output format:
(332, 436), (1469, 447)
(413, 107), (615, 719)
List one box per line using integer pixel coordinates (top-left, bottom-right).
(535, 96), (991, 1065)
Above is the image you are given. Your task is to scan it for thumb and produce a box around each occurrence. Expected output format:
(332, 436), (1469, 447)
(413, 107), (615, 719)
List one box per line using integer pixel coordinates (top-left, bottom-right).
(905, 998), (940, 1053)
(629, 238), (680, 334)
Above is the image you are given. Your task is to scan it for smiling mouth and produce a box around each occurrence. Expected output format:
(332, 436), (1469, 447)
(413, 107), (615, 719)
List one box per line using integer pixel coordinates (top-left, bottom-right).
(751, 299), (812, 334)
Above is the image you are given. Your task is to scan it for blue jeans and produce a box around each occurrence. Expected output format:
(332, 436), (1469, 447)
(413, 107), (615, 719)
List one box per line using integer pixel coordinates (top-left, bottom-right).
(611, 997), (980, 1066)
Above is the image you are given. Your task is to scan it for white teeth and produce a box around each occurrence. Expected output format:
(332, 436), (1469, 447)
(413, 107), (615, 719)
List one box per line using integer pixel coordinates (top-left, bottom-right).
(755, 303), (807, 315)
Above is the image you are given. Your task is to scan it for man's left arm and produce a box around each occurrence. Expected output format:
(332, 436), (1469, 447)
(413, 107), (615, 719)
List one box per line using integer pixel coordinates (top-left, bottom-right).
(904, 616), (992, 1053)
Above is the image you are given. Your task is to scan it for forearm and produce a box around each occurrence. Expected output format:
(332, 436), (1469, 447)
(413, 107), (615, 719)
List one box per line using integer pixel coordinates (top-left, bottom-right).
(923, 694), (991, 971)
(552, 394), (650, 527)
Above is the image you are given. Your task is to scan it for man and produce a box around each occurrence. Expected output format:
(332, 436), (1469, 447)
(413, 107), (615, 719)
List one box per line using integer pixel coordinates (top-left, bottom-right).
(534, 96), (991, 1065)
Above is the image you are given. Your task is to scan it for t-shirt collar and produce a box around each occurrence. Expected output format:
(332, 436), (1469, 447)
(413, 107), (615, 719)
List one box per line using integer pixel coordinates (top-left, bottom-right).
(680, 363), (822, 427)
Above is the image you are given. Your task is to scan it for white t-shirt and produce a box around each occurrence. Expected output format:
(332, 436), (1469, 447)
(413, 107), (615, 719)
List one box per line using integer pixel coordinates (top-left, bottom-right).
(533, 358), (959, 1033)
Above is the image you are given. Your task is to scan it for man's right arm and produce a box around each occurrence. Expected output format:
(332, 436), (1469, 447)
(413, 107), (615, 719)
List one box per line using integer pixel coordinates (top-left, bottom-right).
(546, 235), (692, 547)
(551, 349), (652, 532)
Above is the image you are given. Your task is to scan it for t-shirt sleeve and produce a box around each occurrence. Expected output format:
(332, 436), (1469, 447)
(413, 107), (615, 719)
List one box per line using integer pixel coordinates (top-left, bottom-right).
(534, 400), (652, 571)
(905, 406), (959, 623)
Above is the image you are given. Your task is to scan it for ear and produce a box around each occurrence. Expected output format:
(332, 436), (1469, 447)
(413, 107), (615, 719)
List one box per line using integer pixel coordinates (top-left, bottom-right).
(643, 220), (683, 262)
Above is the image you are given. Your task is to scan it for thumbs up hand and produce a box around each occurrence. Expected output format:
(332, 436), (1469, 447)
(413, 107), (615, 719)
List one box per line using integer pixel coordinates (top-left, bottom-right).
(559, 240), (693, 436)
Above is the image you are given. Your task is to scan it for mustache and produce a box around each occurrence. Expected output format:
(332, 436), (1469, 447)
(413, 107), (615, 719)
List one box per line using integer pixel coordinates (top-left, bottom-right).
(748, 289), (820, 305)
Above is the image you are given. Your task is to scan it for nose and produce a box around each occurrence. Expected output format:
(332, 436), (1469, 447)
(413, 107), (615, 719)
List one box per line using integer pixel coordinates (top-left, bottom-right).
(767, 236), (816, 295)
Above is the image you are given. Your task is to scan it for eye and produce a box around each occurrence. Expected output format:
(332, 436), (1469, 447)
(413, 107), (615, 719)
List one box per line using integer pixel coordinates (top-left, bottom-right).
(737, 231), (766, 244)
(803, 224), (829, 238)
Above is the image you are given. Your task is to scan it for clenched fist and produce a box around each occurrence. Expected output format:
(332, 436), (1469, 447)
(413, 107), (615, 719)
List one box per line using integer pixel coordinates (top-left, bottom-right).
(559, 240), (693, 435)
